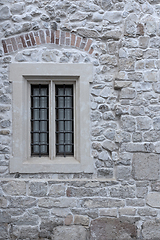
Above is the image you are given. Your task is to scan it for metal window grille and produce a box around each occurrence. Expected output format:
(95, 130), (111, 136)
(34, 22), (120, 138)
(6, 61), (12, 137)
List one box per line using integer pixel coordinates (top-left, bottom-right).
(31, 84), (49, 157)
(55, 84), (74, 157)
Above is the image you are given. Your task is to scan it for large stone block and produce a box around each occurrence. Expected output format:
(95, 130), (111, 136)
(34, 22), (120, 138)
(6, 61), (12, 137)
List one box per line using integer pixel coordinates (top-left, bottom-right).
(82, 198), (125, 208)
(53, 226), (88, 240)
(142, 220), (160, 240)
(147, 192), (160, 208)
(132, 153), (159, 180)
(90, 217), (137, 240)
(2, 181), (26, 196)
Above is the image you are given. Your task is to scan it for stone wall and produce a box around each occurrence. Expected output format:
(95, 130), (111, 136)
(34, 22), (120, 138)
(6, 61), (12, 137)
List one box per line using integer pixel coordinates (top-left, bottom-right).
(0, 0), (160, 239)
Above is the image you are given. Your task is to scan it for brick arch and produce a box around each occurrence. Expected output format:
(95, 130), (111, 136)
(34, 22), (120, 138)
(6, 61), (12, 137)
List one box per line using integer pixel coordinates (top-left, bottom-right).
(2, 29), (94, 56)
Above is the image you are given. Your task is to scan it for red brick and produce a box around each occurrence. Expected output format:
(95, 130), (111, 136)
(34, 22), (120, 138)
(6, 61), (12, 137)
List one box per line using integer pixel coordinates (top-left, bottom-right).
(76, 36), (82, 48)
(29, 32), (36, 46)
(46, 29), (50, 43)
(2, 40), (8, 54)
(11, 37), (18, 51)
(80, 38), (87, 50)
(84, 39), (92, 52)
(51, 30), (55, 43)
(89, 47), (94, 55)
(39, 30), (45, 44)
(25, 34), (31, 47)
(34, 32), (40, 45)
(71, 34), (76, 46)
(56, 30), (60, 44)
(7, 45), (13, 53)
(16, 36), (23, 50)
(66, 32), (70, 38)
(60, 31), (65, 45)
(20, 35), (27, 48)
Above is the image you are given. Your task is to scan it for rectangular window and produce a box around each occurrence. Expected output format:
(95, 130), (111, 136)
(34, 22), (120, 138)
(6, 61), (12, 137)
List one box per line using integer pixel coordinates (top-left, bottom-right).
(55, 84), (74, 157)
(31, 84), (49, 157)
(11, 63), (93, 173)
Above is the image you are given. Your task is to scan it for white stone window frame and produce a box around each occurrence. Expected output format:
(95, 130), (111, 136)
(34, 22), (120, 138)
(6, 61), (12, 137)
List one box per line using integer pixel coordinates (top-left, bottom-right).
(10, 63), (93, 174)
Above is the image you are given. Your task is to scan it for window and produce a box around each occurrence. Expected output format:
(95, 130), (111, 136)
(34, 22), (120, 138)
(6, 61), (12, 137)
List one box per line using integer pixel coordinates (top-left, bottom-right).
(10, 63), (93, 173)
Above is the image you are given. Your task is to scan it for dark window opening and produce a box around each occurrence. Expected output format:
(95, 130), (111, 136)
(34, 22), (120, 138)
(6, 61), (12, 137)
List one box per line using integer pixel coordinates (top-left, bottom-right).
(31, 84), (49, 157)
(55, 84), (74, 157)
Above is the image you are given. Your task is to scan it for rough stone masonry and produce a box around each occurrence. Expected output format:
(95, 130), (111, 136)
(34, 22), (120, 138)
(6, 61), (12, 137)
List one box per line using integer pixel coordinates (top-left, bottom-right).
(0, 0), (160, 239)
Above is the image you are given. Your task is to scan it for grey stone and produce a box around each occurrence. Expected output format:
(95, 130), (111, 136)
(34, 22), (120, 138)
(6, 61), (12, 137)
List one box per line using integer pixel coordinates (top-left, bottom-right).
(126, 198), (145, 207)
(115, 130), (131, 143)
(147, 192), (160, 208)
(117, 166), (131, 180)
(118, 207), (136, 216)
(0, 120), (11, 128)
(10, 3), (24, 14)
(142, 220), (160, 240)
(136, 116), (152, 130)
(11, 226), (39, 240)
(99, 54), (117, 66)
(145, 20), (156, 36)
(143, 130), (160, 142)
(151, 181), (160, 192)
(121, 116), (136, 132)
(97, 168), (113, 178)
(53, 226), (87, 240)
(98, 104), (109, 112)
(12, 213), (39, 226)
(70, 12), (90, 21)
(66, 186), (107, 197)
(125, 13), (137, 37)
(127, 72), (143, 81)
(101, 0), (113, 10)
(118, 152), (132, 166)
(0, 6), (11, 20)
(29, 182), (48, 197)
(8, 196), (37, 208)
(153, 83), (160, 93)
(120, 88), (136, 99)
(0, 211), (11, 223)
(144, 49), (159, 59)
(74, 215), (89, 226)
(99, 208), (117, 217)
(103, 129), (115, 141)
(119, 58), (135, 71)
(102, 30), (122, 40)
(103, 111), (115, 120)
(110, 186), (135, 199)
(2, 181), (26, 196)
(104, 11), (122, 24)
(150, 37), (160, 48)
(121, 143), (154, 153)
(132, 153), (159, 180)
(82, 198), (125, 208)
(92, 12), (103, 22)
(138, 208), (157, 216)
(102, 139), (118, 151)
(144, 70), (158, 82)
(40, 217), (63, 238)
(90, 217), (137, 240)
(0, 224), (9, 240)
(136, 187), (148, 198)
(42, 51), (56, 62)
(38, 197), (77, 208)
(91, 110), (101, 121)
(132, 132), (142, 142)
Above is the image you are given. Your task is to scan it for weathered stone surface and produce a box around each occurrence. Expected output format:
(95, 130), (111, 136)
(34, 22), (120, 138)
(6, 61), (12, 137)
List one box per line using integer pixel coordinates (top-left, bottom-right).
(29, 181), (47, 197)
(117, 166), (131, 180)
(82, 198), (125, 208)
(97, 168), (113, 178)
(136, 116), (152, 130)
(11, 226), (39, 240)
(99, 54), (117, 66)
(77, 28), (99, 38)
(147, 192), (160, 208)
(10, 3), (24, 14)
(0, 6), (11, 20)
(121, 142), (154, 153)
(90, 217), (137, 240)
(132, 153), (159, 180)
(65, 214), (73, 225)
(38, 197), (77, 208)
(53, 226), (87, 240)
(121, 116), (136, 132)
(49, 184), (65, 197)
(74, 215), (89, 226)
(104, 11), (122, 24)
(12, 213), (39, 226)
(138, 208), (157, 216)
(70, 12), (90, 21)
(110, 186), (135, 199)
(118, 207), (136, 216)
(102, 30), (122, 40)
(151, 181), (160, 192)
(2, 181), (26, 196)
(120, 88), (136, 99)
(67, 186), (107, 197)
(125, 13), (137, 37)
(99, 208), (117, 217)
(102, 139), (118, 152)
(142, 220), (160, 240)
(8, 196), (37, 208)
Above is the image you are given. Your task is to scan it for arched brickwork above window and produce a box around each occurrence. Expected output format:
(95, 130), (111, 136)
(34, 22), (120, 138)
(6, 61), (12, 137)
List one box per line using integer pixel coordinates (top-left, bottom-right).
(2, 29), (94, 55)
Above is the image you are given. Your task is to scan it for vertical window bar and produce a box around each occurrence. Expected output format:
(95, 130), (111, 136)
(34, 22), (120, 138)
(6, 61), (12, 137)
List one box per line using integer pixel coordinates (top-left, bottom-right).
(55, 84), (74, 156)
(31, 84), (49, 156)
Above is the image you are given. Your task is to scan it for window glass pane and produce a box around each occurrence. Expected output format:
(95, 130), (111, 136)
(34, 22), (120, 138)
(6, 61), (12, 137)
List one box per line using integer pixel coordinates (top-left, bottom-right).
(56, 85), (74, 156)
(31, 85), (49, 156)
